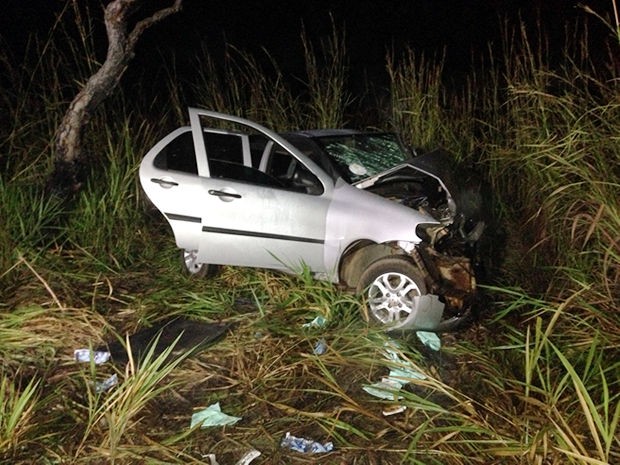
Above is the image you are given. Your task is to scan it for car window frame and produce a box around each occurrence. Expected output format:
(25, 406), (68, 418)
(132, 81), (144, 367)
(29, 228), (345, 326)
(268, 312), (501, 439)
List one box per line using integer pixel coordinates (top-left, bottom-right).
(189, 108), (333, 195)
(149, 127), (198, 175)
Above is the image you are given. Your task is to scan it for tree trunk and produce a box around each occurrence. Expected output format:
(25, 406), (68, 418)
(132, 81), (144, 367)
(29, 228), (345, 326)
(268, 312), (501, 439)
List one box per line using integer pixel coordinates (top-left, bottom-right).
(52, 0), (182, 194)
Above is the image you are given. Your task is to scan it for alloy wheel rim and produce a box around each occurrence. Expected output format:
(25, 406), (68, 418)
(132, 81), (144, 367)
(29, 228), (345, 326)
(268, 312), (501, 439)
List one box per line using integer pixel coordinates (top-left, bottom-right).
(367, 272), (422, 325)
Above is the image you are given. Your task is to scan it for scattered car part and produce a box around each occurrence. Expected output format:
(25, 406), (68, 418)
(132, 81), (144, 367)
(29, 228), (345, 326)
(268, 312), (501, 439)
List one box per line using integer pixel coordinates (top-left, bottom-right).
(190, 402), (241, 428)
(363, 338), (429, 400)
(100, 317), (230, 364)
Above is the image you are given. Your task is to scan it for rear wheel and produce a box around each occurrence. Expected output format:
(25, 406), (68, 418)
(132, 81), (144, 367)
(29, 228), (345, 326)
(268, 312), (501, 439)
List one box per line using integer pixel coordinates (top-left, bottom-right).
(181, 250), (219, 278)
(357, 256), (427, 330)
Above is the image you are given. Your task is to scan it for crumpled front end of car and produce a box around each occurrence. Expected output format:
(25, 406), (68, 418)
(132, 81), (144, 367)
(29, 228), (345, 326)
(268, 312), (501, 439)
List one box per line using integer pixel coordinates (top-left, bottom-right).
(407, 238), (478, 331)
(359, 150), (486, 330)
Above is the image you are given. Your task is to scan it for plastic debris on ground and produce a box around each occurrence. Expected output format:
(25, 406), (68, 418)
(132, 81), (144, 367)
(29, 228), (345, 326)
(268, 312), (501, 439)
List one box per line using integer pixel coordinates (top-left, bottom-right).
(280, 432), (334, 454)
(236, 450), (261, 465)
(312, 338), (327, 355)
(363, 339), (427, 401)
(190, 402), (242, 428)
(362, 377), (405, 400)
(74, 348), (117, 393)
(302, 316), (328, 355)
(204, 454), (219, 465)
(95, 373), (118, 393)
(302, 315), (328, 329)
(74, 349), (111, 365)
(203, 450), (261, 465)
(416, 330), (441, 351)
(382, 405), (407, 416)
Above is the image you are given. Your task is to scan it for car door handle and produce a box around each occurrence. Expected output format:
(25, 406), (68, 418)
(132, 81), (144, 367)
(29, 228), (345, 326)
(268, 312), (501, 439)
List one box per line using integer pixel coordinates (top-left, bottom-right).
(150, 178), (179, 187)
(208, 189), (242, 199)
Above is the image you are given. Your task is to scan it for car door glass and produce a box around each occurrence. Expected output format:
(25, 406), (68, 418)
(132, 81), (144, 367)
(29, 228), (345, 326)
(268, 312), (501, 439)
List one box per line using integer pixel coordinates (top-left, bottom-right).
(266, 147), (323, 195)
(196, 122), (323, 194)
(204, 132), (244, 166)
(200, 134), (279, 188)
(209, 159), (286, 188)
(153, 131), (198, 174)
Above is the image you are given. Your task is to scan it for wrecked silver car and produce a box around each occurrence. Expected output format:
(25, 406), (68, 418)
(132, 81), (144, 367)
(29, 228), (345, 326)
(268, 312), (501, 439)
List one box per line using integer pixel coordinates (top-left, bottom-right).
(139, 108), (485, 331)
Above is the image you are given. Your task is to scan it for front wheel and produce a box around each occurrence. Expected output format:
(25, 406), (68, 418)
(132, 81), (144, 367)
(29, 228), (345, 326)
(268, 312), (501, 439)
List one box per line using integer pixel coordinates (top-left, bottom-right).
(356, 256), (428, 330)
(181, 250), (219, 278)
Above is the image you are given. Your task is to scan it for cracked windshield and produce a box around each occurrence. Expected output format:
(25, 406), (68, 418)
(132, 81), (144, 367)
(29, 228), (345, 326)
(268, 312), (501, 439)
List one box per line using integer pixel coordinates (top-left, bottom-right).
(319, 133), (410, 183)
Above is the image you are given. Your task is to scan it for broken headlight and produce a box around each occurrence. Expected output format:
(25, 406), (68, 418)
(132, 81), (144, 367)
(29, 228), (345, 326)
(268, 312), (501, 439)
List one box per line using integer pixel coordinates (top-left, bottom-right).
(415, 222), (448, 245)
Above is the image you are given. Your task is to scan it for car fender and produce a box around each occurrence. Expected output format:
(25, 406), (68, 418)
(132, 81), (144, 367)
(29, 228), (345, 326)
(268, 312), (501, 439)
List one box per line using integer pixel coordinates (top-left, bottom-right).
(323, 178), (440, 279)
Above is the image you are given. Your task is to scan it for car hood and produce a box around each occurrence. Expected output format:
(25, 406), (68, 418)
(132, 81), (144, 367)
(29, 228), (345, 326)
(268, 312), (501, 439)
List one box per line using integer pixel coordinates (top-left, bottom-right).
(354, 149), (484, 225)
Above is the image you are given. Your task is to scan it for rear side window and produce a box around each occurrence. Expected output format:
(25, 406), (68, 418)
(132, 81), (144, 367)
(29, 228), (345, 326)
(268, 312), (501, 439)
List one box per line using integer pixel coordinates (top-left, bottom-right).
(153, 131), (197, 174)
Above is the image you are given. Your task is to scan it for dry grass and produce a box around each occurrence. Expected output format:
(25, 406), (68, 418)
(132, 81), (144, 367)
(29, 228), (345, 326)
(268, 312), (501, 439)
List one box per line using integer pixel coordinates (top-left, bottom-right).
(0, 255), (518, 464)
(3, 247), (616, 464)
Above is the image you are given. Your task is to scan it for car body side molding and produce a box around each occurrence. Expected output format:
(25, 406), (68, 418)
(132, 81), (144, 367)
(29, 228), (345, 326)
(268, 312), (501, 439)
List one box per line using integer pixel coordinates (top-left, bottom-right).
(165, 213), (202, 223)
(201, 226), (324, 244)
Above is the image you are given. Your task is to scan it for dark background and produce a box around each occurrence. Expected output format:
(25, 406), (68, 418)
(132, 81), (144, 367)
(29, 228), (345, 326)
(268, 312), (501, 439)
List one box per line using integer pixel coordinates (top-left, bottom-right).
(1, 0), (614, 97)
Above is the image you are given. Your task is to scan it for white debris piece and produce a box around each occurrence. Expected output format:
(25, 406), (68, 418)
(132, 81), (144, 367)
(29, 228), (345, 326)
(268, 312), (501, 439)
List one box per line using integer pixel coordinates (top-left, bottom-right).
(74, 349), (111, 365)
(95, 373), (118, 393)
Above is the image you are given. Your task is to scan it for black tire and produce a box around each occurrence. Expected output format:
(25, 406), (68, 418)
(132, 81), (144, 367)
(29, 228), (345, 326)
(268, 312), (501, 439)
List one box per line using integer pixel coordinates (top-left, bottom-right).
(181, 250), (220, 278)
(356, 256), (427, 330)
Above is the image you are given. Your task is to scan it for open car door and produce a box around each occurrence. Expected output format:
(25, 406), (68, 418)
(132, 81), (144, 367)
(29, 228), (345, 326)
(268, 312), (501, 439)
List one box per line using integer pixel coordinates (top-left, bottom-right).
(188, 109), (334, 273)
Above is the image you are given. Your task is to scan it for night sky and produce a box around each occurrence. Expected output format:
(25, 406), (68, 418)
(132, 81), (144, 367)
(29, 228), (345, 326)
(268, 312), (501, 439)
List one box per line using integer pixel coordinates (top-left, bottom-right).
(142, 0), (611, 83)
(1, 0), (614, 95)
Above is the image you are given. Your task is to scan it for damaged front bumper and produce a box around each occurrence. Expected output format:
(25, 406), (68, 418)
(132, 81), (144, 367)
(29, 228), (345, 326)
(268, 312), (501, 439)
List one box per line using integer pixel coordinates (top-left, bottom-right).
(396, 243), (476, 331)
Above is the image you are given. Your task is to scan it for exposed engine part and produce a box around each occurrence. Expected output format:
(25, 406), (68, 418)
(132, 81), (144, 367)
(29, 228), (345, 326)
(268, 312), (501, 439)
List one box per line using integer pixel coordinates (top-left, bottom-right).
(413, 243), (476, 315)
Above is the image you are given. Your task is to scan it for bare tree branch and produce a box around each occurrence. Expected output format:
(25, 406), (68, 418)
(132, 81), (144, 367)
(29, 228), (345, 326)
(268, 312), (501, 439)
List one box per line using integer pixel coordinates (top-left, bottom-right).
(52, 0), (183, 194)
(128, 0), (183, 51)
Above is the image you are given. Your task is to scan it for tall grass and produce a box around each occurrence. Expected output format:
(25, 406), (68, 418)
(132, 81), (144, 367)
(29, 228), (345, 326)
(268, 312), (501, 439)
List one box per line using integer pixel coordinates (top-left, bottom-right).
(0, 375), (40, 458)
(187, 24), (351, 131)
(462, 18), (618, 465)
(386, 49), (449, 150)
(0, 3), (150, 291)
(383, 13), (619, 464)
(300, 19), (352, 128)
(0, 180), (63, 280)
(75, 335), (189, 462)
(186, 44), (303, 131)
(61, 114), (161, 268)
